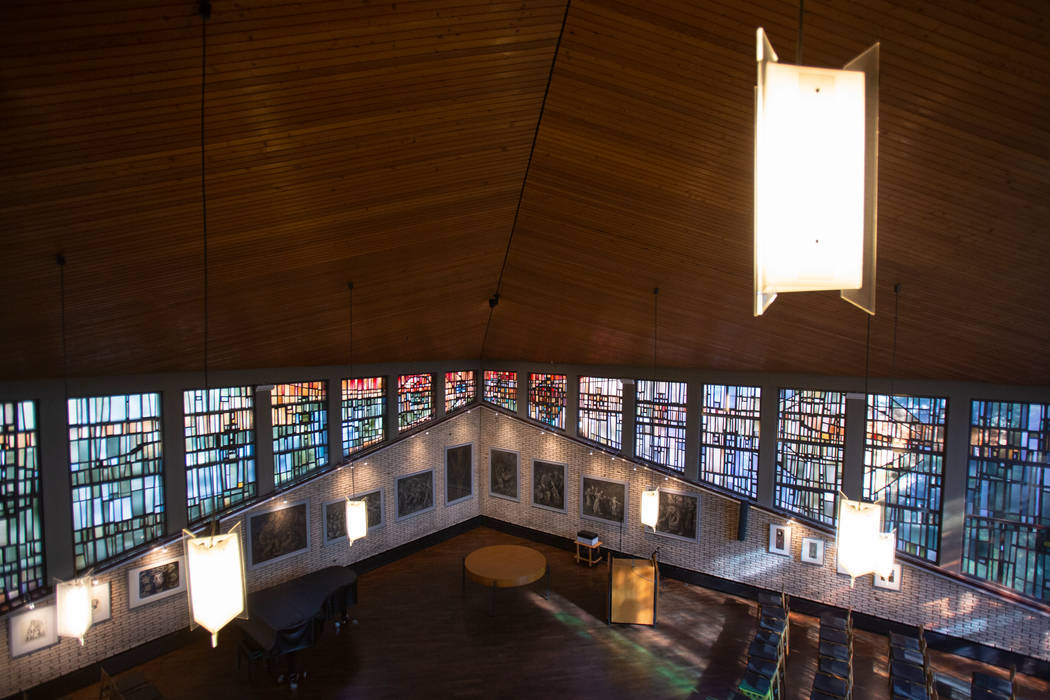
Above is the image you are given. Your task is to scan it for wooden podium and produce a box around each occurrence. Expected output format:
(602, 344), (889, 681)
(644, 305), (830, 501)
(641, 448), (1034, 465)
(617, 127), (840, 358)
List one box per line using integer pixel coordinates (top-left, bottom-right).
(607, 554), (658, 625)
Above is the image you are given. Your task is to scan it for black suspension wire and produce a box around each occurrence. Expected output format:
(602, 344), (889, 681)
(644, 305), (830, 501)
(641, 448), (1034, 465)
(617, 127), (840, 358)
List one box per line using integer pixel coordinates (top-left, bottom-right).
(796, 0), (805, 65)
(57, 254), (68, 403)
(479, 0), (573, 361)
(347, 281), (354, 380)
(864, 314), (871, 397)
(200, 0), (211, 391)
(890, 283), (901, 396)
(650, 287), (659, 492)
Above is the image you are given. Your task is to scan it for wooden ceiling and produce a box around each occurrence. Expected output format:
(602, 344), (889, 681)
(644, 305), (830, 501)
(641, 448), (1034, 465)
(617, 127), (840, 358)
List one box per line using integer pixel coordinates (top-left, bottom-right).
(2, 0), (1048, 385)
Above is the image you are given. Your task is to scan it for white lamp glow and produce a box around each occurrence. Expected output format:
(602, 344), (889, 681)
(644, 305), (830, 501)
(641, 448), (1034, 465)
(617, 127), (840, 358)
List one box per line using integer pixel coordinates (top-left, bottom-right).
(346, 498), (368, 543)
(56, 577), (93, 645)
(754, 27), (879, 316)
(836, 495), (896, 586)
(183, 525), (246, 647)
(640, 488), (659, 529)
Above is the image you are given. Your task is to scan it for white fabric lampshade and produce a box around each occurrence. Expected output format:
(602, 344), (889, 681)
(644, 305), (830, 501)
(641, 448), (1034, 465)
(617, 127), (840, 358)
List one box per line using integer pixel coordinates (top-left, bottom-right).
(184, 528), (246, 647)
(346, 498), (368, 543)
(640, 489), (659, 529)
(56, 578), (93, 645)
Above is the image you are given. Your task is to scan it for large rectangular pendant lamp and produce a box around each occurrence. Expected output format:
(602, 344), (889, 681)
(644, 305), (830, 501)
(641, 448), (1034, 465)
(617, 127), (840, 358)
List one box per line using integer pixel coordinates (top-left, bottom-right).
(183, 524), (247, 647)
(754, 28), (879, 316)
(836, 495), (896, 587)
(56, 577), (94, 645)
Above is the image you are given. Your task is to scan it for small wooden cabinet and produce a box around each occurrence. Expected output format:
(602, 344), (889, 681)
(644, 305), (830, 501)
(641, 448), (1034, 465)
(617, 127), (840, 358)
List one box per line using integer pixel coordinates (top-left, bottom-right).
(575, 540), (602, 567)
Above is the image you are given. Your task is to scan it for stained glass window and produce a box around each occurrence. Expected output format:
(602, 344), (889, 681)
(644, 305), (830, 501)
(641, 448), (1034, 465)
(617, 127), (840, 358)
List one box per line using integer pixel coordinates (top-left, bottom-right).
(483, 370), (517, 411)
(183, 387), (256, 523)
(775, 389), (845, 525)
(864, 394), (947, 562)
(700, 385), (761, 499)
(1, 400), (44, 613)
(445, 371), (477, 413)
(529, 373), (566, 429)
(271, 382), (328, 487)
(398, 374), (433, 431)
(578, 377), (623, 450)
(342, 377), (385, 456)
(635, 380), (688, 471)
(69, 393), (165, 571)
(964, 400), (1049, 602)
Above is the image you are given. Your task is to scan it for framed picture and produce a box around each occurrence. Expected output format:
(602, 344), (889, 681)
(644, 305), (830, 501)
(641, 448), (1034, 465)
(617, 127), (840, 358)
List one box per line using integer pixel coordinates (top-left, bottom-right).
(325, 490), (384, 544)
(874, 564), (903, 591)
(397, 469), (435, 520)
(8, 604), (57, 658)
(580, 475), (627, 525)
(249, 500), (310, 568)
(531, 459), (567, 514)
(445, 443), (474, 506)
(768, 524), (791, 556)
(90, 581), (111, 624)
(489, 447), (520, 502)
(128, 556), (187, 608)
(801, 537), (824, 566)
(654, 489), (699, 542)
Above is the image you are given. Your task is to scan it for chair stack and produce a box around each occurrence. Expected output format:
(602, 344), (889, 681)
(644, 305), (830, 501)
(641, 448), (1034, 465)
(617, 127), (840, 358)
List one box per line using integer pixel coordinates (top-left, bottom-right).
(735, 592), (790, 700)
(888, 628), (934, 700)
(970, 668), (1015, 700)
(811, 609), (853, 700)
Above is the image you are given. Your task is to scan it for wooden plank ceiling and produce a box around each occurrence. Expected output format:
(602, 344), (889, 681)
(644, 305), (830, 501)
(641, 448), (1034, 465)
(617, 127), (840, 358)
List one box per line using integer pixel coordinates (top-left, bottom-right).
(1, 0), (1048, 385)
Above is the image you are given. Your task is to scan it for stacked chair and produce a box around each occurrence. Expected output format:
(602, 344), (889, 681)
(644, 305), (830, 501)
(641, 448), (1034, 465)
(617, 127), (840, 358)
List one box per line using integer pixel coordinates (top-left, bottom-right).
(810, 608), (853, 700)
(733, 592), (791, 700)
(970, 668), (1016, 700)
(888, 627), (935, 700)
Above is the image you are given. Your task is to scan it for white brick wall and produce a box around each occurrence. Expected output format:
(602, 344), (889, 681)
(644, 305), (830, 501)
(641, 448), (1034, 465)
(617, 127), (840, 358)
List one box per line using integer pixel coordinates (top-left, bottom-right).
(0, 410), (481, 696)
(477, 408), (1050, 662)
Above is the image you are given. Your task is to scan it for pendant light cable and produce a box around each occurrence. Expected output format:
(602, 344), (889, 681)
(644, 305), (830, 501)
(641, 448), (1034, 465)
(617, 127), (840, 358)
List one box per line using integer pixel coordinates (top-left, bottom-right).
(479, 0), (573, 362)
(199, 0), (211, 391)
(57, 254), (69, 403)
(890, 283), (901, 396)
(796, 0), (805, 65)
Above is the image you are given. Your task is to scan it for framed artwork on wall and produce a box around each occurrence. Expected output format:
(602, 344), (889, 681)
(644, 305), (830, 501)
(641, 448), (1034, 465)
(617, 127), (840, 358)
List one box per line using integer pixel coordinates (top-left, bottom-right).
(397, 469), (435, 520)
(580, 475), (627, 525)
(90, 581), (111, 624)
(128, 556), (187, 608)
(874, 564), (903, 591)
(801, 537), (825, 566)
(248, 500), (310, 568)
(445, 443), (474, 506)
(653, 489), (699, 542)
(489, 448), (520, 502)
(326, 489), (384, 544)
(768, 524), (791, 556)
(7, 604), (57, 658)
(531, 459), (567, 514)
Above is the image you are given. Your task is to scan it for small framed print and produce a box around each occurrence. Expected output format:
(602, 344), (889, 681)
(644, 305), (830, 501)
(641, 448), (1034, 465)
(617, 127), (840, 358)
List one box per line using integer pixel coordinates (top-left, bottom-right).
(248, 500), (311, 568)
(90, 581), (111, 624)
(531, 459), (567, 514)
(445, 443), (474, 506)
(580, 475), (627, 525)
(8, 604), (58, 658)
(128, 556), (187, 608)
(768, 524), (791, 556)
(801, 537), (824, 566)
(874, 564), (903, 591)
(397, 469), (435, 521)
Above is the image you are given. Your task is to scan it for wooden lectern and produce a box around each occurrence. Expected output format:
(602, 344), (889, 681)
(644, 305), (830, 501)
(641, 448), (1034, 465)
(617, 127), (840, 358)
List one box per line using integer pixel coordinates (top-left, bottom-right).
(607, 553), (658, 625)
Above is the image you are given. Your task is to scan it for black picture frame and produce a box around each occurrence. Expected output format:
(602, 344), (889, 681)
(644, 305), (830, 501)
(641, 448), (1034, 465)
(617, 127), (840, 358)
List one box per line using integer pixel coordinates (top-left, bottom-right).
(445, 443), (474, 506)
(397, 469), (435, 520)
(580, 475), (627, 524)
(248, 500), (311, 568)
(489, 448), (520, 502)
(531, 459), (567, 513)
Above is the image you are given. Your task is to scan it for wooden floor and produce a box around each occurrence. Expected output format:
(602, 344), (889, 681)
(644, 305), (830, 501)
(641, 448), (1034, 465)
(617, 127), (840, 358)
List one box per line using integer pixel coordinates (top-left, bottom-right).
(69, 527), (1048, 700)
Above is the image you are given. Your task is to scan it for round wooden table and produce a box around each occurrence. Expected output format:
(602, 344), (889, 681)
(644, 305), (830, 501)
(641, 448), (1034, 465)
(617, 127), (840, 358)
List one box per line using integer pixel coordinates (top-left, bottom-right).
(462, 545), (550, 611)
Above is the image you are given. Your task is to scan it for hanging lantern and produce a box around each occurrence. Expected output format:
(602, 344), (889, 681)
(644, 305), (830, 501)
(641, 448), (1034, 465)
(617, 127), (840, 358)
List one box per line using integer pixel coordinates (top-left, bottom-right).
(183, 525), (246, 647)
(836, 495), (895, 586)
(640, 488), (659, 529)
(56, 577), (93, 645)
(754, 27), (879, 316)
(346, 498), (368, 543)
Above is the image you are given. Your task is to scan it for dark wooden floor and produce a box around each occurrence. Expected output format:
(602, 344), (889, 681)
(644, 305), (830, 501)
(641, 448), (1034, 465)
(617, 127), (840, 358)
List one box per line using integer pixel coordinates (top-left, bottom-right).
(69, 527), (1049, 699)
